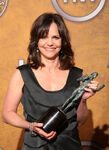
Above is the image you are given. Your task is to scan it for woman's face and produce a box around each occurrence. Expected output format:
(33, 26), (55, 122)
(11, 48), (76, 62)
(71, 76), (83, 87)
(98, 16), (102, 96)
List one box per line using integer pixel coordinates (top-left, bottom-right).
(38, 22), (62, 60)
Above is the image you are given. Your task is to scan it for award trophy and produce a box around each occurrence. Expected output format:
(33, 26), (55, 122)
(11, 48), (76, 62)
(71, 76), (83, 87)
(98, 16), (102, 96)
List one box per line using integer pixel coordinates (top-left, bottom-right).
(38, 72), (105, 133)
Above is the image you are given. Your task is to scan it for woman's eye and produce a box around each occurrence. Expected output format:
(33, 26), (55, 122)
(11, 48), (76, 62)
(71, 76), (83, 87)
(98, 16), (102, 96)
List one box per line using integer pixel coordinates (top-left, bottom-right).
(53, 36), (60, 39)
(41, 36), (47, 39)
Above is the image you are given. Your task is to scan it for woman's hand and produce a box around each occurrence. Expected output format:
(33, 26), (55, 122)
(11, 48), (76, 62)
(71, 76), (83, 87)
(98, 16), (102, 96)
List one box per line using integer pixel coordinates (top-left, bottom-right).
(77, 80), (99, 126)
(32, 122), (56, 140)
(81, 81), (98, 101)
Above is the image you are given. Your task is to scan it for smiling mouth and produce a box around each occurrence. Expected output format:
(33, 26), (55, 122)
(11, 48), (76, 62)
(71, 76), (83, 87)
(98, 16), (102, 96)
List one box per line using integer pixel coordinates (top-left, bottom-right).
(45, 48), (56, 51)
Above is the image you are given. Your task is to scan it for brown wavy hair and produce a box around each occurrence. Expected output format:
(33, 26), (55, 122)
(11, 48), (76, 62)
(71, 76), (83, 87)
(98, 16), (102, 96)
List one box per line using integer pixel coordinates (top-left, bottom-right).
(27, 13), (75, 70)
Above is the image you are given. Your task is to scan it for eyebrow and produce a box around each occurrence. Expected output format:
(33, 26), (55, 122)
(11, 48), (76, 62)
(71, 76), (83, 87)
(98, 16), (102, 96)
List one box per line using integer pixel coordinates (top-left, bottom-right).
(52, 35), (60, 37)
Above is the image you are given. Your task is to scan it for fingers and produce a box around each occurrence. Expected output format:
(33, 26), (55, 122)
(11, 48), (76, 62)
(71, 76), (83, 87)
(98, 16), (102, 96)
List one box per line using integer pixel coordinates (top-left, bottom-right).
(84, 88), (93, 92)
(91, 80), (99, 84)
(87, 81), (99, 90)
(33, 122), (43, 128)
(82, 81), (99, 100)
(47, 131), (56, 140)
(84, 87), (94, 95)
(37, 129), (56, 140)
(32, 122), (56, 140)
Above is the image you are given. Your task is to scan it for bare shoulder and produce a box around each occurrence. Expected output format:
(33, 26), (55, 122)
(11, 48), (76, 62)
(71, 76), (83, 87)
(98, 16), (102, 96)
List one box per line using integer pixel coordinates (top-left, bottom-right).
(3, 69), (24, 110)
(9, 69), (24, 89)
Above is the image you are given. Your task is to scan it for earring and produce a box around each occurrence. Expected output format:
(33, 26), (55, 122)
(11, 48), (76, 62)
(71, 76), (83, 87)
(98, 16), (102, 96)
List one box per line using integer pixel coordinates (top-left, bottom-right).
(36, 48), (39, 53)
(36, 49), (39, 53)
(60, 50), (62, 54)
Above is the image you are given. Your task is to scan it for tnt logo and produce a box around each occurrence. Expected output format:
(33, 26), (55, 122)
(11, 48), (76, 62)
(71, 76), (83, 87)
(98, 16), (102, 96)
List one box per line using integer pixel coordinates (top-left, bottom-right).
(0, 0), (8, 17)
(63, 0), (95, 2)
(51, 0), (106, 22)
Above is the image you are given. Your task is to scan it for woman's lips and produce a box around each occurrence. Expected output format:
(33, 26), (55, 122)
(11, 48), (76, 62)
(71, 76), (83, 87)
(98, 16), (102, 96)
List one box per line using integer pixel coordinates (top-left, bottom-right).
(45, 47), (56, 51)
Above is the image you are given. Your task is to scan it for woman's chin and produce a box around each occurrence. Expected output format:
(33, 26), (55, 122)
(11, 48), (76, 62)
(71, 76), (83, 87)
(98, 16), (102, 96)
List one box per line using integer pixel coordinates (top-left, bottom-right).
(41, 54), (59, 60)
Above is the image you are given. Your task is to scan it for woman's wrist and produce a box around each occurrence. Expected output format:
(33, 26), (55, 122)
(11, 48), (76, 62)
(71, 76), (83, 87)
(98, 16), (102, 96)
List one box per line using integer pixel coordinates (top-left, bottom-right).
(29, 122), (37, 136)
(29, 122), (33, 132)
(81, 98), (87, 103)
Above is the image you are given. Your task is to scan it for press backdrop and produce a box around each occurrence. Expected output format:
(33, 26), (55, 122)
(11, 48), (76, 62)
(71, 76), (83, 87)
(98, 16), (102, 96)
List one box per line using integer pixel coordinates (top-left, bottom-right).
(0, 0), (109, 150)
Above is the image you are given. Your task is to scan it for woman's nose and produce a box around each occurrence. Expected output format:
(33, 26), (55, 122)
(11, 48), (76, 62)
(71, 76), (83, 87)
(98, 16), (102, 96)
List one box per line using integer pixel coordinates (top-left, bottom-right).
(47, 38), (53, 46)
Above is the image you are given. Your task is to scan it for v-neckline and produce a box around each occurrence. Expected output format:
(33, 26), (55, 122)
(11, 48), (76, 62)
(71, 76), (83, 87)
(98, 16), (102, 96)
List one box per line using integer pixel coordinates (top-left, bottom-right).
(29, 67), (72, 93)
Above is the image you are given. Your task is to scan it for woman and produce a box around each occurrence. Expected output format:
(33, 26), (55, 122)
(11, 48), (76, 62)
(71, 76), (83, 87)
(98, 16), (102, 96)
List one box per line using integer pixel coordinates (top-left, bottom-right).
(2, 13), (98, 150)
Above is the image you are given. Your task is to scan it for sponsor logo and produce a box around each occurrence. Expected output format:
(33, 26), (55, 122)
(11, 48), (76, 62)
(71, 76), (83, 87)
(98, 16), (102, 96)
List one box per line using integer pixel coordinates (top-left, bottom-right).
(0, 0), (8, 17)
(51, 0), (106, 22)
(81, 141), (106, 150)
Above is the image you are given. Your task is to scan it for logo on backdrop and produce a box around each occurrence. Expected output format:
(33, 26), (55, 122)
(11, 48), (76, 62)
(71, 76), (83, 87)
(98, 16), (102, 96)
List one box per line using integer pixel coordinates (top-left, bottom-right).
(0, 0), (8, 17)
(51, 0), (106, 22)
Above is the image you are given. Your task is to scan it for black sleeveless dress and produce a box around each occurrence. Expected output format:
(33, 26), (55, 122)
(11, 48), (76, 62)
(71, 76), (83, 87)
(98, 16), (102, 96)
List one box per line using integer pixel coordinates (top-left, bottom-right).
(17, 64), (83, 150)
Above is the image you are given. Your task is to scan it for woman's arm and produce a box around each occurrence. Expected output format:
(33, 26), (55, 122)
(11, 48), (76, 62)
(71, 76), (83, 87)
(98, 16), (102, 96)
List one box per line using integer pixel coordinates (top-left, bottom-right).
(77, 81), (98, 126)
(77, 98), (88, 126)
(2, 69), (56, 140)
(2, 69), (30, 129)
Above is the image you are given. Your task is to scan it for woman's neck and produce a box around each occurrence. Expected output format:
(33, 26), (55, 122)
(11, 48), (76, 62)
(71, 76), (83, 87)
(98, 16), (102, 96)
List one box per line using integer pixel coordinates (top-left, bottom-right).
(40, 57), (60, 73)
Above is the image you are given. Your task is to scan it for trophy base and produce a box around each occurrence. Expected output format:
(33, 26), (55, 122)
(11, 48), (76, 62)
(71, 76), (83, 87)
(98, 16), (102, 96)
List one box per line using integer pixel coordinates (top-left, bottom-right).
(38, 107), (67, 133)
